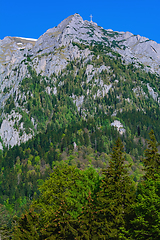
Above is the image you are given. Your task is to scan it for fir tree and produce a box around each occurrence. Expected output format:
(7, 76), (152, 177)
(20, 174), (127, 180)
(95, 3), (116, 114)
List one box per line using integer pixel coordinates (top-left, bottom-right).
(96, 138), (135, 239)
(131, 175), (160, 240)
(143, 129), (160, 179)
(131, 131), (160, 239)
(13, 208), (40, 240)
(75, 191), (100, 240)
(40, 199), (77, 240)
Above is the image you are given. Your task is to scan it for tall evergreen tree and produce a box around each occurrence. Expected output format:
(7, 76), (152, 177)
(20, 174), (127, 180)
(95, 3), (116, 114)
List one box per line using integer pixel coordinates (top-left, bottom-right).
(96, 138), (135, 239)
(143, 129), (160, 179)
(131, 130), (160, 239)
(131, 176), (160, 240)
(40, 199), (77, 240)
(13, 208), (40, 240)
(75, 191), (99, 240)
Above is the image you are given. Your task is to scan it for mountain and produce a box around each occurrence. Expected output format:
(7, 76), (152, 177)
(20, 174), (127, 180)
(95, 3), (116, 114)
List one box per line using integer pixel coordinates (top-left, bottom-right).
(0, 13), (160, 150)
(1, 13), (160, 219)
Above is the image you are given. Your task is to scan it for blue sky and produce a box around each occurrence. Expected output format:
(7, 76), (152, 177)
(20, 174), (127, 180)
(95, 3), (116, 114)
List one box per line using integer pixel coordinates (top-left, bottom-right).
(1, 0), (160, 43)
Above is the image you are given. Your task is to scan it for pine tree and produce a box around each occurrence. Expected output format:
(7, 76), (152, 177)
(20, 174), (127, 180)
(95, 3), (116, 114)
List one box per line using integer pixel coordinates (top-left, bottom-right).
(131, 177), (160, 240)
(96, 138), (135, 239)
(40, 199), (77, 240)
(13, 208), (40, 240)
(143, 129), (160, 179)
(131, 131), (160, 239)
(75, 191), (100, 240)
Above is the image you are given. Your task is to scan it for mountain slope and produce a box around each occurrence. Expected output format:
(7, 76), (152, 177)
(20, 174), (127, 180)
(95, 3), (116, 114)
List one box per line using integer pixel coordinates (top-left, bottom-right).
(1, 13), (160, 149)
(1, 14), (160, 215)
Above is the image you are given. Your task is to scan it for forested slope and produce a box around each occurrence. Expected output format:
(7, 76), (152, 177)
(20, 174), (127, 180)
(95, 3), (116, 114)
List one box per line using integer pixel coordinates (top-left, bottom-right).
(1, 14), (160, 239)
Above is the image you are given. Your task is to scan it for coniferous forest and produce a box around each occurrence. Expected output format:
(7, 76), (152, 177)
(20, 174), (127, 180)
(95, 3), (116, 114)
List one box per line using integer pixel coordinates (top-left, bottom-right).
(1, 27), (160, 239)
(0, 130), (160, 239)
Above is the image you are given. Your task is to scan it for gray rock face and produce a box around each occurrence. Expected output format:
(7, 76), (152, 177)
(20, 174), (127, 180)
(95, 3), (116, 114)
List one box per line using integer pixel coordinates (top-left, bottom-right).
(111, 120), (126, 135)
(1, 13), (160, 89)
(0, 142), (2, 150)
(1, 13), (160, 148)
(0, 112), (33, 148)
(147, 83), (160, 102)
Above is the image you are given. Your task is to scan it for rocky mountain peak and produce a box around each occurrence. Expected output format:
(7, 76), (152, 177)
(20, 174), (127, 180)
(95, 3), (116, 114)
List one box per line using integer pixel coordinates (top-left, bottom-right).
(57, 13), (83, 31)
(1, 14), (160, 149)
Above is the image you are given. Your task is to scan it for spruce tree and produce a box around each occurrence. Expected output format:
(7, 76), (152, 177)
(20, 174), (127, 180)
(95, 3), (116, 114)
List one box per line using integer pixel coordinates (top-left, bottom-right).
(75, 191), (100, 240)
(131, 130), (160, 239)
(40, 199), (77, 240)
(143, 129), (160, 179)
(13, 208), (40, 240)
(96, 138), (135, 239)
(131, 177), (160, 240)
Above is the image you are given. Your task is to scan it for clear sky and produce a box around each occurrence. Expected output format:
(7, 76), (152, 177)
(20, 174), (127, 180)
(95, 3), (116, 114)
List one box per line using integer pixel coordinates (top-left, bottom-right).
(1, 0), (160, 43)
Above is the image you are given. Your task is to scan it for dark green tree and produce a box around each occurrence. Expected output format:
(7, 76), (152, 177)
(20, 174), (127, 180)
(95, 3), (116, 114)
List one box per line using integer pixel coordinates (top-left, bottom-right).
(96, 138), (135, 239)
(0, 204), (12, 239)
(13, 209), (40, 240)
(131, 131), (160, 239)
(131, 176), (160, 240)
(75, 191), (99, 240)
(143, 129), (160, 179)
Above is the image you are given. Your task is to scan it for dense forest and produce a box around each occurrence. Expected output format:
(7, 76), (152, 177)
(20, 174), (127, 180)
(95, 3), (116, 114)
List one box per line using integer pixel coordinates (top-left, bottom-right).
(0, 130), (160, 239)
(1, 41), (160, 239)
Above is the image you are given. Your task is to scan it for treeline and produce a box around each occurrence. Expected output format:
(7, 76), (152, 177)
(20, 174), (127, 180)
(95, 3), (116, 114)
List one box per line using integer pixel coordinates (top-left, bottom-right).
(0, 114), (144, 211)
(1, 130), (160, 239)
(1, 41), (160, 239)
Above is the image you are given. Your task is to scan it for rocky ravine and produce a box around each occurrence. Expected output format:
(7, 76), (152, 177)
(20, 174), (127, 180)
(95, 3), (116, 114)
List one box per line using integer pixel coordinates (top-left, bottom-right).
(1, 13), (160, 149)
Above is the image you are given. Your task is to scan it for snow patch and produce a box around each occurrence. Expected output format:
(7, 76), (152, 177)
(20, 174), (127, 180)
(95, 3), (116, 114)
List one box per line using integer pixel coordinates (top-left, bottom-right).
(15, 37), (37, 41)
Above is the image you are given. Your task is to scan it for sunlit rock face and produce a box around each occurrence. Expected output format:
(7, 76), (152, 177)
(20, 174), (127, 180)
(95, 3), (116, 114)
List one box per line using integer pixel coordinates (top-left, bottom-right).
(1, 13), (160, 148)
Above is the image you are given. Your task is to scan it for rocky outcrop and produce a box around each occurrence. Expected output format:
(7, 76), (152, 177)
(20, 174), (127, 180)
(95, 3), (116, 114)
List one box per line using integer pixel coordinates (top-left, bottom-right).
(111, 120), (126, 135)
(0, 112), (33, 148)
(1, 13), (160, 148)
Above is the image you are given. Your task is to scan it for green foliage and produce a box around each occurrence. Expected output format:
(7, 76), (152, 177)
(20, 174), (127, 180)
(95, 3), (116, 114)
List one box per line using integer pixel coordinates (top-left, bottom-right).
(13, 209), (40, 240)
(3, 86), (10, 94)
(2, 39), (160, 239)
(143, 130), (160, 179)
(0, 204), (12, 239)
(33, 164), (99, 220)
(40, 200), (77, 239)
(12, 134), (160, 239)
(131, 176), (160, 240)
(75, 191), (100, 239)
(96, 138), (136, 239)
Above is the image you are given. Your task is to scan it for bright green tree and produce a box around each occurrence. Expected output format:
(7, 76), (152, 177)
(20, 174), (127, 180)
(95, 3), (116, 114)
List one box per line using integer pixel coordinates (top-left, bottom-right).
(40, 199), (77, 239)
(33, 164), (99, 221)
(13, 164), (100, 239)
(131, 175), (160, 239)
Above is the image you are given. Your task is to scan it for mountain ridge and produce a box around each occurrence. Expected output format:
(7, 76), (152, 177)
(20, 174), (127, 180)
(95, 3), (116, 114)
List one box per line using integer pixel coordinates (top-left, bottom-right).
(1, 13), (160, 149)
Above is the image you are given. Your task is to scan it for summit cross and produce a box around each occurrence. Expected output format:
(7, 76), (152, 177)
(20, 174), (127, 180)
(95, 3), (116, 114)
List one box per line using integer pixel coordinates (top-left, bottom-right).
(90, 14), (93, 22)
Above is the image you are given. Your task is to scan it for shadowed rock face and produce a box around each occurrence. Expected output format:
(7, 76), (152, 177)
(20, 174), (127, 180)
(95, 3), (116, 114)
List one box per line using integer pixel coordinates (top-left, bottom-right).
(0, 13), (160, 148)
